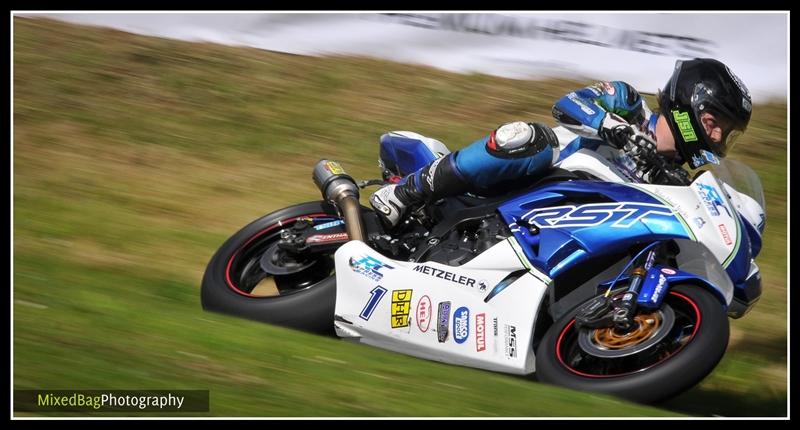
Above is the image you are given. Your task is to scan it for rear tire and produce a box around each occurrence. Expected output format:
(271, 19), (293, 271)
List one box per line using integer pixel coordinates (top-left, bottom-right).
(201, 201), (339, 333)
(535, 284), (729, 403)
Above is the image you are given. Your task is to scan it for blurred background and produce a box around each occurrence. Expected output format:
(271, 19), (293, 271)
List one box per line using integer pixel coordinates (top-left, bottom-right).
(12, 12), (787, 417)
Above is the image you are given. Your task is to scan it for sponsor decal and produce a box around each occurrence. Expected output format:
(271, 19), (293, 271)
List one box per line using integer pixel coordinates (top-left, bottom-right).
(416, 295), (432, 333)
(672, 110), (698, 142)
(453, 307), (470, 344)
(360, 286), (387, 321)
(390, 289), (413, 328)
(567, 92), (596, 115)
(306, 232), (349, 243)
(651, 274), (667, 304)
(324, 161), (345, 175)
(525, 202), (674, 229)
(725, 65), (751, 102)
(426, 157), (443, 192)
(701, 150), (720, 165)
(601, 81), (616, 95)
(492, 317), (498, 337)
(478, 280), (488, 291)
(693, 216), (707, 229)
(413, 265), (476, 288)
(718, 224), (733, 246)
(660, 267), (677, 275)
(437, 301), (451, 343)
(313, 219), (345, 231)
(504, 324), (517, 358)
(476, 313), (486, 352)
(741, 97), (752, 113)
(349, 255), (395, 282)
(697, 183), (732, 218)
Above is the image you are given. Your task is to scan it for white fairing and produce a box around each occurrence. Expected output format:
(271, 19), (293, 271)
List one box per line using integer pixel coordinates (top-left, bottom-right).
(390, 131), (451, 158)
(334, 239), (549, 375)
(723, 182), (766, 235)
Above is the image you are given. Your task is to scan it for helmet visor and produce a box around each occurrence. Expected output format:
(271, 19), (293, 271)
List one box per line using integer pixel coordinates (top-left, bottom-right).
(691, 84), (747, 157)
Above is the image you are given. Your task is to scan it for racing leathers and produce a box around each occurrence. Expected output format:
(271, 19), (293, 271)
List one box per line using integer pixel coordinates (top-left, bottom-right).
(369, 80), (682, 228)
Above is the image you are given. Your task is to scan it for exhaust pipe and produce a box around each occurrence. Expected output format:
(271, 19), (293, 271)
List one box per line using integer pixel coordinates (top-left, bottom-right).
(312, 160), (366, 242)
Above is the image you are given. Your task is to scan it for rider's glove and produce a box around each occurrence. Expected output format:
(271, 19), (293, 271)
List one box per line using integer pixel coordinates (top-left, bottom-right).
(622, 130), (657, 160)
(598, 112), (636, 149)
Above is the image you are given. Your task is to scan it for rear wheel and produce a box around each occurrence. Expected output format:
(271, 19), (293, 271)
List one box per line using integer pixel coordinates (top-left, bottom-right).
(535, 284), (729, 403)
(201, 201), (340, 333)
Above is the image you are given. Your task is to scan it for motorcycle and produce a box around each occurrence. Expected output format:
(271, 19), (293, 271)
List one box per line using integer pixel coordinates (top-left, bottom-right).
(201, 129), (766, 403)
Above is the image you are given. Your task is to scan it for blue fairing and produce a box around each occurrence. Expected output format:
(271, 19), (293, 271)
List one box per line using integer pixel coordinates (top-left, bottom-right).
(498, 181), (691, 278)
(380, 133), (440, 177)
(740, 211), (762, 259)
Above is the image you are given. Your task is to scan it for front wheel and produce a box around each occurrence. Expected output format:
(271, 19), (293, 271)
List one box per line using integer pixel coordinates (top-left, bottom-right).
(201, 201), (340, 333)
(535, 284), (729, 403)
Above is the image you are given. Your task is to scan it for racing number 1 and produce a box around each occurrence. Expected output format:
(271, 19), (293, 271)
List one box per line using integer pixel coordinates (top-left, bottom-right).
(359, 286), (387, 321)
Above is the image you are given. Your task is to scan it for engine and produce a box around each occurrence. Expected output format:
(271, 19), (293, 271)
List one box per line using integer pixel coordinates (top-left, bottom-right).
(424, 215), (510, 266)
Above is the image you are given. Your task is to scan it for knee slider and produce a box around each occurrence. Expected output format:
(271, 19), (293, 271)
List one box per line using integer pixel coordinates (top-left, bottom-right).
(487, 121), (559, 159)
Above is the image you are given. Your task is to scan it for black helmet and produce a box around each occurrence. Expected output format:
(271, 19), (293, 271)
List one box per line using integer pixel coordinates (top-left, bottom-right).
(658, 58), (752, 169)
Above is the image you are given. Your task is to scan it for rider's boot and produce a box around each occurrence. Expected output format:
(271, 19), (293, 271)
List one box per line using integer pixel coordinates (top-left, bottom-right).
(370, 153), (469, 228)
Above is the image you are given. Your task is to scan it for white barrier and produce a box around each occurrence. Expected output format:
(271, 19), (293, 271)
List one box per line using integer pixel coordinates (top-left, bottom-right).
(16, 12), (787, 101)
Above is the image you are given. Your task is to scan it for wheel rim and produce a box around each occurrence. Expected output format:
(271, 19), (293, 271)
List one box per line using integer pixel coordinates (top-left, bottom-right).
(225, 213), (336, 298)
(577, 305), (676, 359)
(555, 291), (702, 378)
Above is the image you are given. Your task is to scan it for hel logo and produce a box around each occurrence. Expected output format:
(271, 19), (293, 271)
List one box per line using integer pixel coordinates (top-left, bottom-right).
(525, 202), (675, 229)
(416, 295), (432, 333)
(718, 224), (733, 246)
(391, 289), (413, 328)
(453, 307), (470, 344)
(476, 313), (486, 352)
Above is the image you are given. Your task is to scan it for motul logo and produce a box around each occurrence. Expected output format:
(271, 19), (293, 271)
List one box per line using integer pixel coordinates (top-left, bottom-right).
(476, 313), (486, 352)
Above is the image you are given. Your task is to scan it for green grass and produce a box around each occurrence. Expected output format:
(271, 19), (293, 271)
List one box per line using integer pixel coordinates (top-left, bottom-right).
(13, 17), (787, 417)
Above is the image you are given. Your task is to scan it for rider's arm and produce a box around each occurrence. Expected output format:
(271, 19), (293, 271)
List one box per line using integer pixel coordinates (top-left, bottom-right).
(551, 81), (650, 140)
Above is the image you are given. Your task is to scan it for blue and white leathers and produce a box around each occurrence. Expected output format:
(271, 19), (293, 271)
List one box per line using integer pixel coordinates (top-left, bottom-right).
(452, 81), (654, 193)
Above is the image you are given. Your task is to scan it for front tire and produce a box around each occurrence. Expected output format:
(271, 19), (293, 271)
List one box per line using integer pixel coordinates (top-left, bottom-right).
(535, 284), (729, 403)
(201, 201), (339, 333)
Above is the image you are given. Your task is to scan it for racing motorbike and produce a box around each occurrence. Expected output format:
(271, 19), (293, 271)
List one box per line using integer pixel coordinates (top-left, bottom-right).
(201, 130), (766, 403)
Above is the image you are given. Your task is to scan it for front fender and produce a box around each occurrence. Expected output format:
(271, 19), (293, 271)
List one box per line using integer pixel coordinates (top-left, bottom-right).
(635, 266), (729, 310)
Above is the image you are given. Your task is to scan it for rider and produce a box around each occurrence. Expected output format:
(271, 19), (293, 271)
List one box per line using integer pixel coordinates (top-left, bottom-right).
(370, 58), (753, 228)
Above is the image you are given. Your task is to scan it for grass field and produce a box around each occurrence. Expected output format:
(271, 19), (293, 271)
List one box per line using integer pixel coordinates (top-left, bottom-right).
(13, 17), (787, 417)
